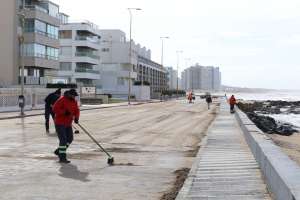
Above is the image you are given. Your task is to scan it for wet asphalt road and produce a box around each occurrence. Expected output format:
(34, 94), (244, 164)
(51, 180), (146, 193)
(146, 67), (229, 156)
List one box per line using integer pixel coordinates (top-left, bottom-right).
(0, 100), (217, 200)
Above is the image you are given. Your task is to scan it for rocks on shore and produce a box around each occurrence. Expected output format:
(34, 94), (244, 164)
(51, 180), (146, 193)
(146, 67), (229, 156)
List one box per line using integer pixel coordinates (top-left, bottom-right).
(246, 112), (297, 136)
(238, 101), (299, 136)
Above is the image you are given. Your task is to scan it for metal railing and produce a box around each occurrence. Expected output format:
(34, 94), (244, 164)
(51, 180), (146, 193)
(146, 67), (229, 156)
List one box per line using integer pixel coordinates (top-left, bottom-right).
(25, 28), (58, 39)
(75, 52), (100, 60)
(23, 5), (60, 19)
(23, 53), (58, 61)
(75, 36), (100, 44)
(75, 68), (100, 74)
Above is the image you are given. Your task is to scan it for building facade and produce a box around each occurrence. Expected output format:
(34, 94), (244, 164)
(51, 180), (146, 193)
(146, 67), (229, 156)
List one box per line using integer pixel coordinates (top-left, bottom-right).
(181, 64), (221, 91)
(166, 67), (178, 90)
(57, 19), (101, 87)
(137, 56), (167, 97)
(0, 0), (60, 87)
(99, 29), (167, 98)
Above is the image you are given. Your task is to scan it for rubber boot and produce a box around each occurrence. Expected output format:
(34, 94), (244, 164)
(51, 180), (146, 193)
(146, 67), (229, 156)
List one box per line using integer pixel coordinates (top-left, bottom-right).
(59, 153), (70, 164)
(54, 148), (59, 156)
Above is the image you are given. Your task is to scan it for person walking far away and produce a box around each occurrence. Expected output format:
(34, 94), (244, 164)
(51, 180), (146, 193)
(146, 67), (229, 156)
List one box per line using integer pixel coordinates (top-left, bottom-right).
(53, 89), (80, 163)
(44, 88), (61, 133)
(187, 92), (193, 104)
(229, 95), (237, 113)
(206, 94), (212, 109)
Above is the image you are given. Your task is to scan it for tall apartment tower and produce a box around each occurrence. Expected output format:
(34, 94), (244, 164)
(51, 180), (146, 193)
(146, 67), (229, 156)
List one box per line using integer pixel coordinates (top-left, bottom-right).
(0, 0), (60, 87)
(166, 67), (178, 90)
(57, 19), (101, 87)
(181, 65), (221, 91)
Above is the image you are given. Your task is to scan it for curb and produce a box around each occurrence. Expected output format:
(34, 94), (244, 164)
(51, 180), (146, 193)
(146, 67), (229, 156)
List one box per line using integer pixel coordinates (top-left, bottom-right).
(235, 108), (300, 200)
(0, 101), (162, 121)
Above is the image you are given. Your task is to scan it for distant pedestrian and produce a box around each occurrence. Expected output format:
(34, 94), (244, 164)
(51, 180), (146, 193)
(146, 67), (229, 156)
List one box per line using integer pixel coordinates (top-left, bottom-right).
(187, 92), (193, 104)
(206, 95), (212, 109)
(229, 95), (236, 113)
(44, 88), (61, 133)
(53, 89), (80, 163)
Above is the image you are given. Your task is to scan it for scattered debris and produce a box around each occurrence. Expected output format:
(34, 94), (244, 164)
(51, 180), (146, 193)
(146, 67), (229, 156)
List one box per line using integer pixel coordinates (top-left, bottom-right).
(160, 168), (190, 200)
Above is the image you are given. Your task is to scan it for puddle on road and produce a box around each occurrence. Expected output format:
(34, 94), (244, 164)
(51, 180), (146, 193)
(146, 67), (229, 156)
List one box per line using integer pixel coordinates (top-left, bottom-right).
(112, 163), (140, 167)
(34, 152), (102, 161)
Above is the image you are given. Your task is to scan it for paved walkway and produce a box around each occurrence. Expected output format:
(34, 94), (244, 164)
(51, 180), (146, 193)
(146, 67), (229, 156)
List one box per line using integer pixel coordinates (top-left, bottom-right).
(177, 101), (271, 200)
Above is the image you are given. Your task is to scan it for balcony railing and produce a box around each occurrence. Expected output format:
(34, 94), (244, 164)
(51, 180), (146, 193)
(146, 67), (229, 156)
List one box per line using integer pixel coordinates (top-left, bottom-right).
(75, 36), (100, 44)
(18, 76), (47, 85)
(75, 52), (100, 60)
(23, 5), (60, 19)
(75, 68), (100, 74)
(25, 28), (58, 39)
(23, 53), (58, 61)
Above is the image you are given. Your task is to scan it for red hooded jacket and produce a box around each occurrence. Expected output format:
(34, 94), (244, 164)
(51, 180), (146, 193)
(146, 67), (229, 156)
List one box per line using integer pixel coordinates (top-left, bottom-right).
(229, 96), (236, 105)
(52, 96), (80, 126)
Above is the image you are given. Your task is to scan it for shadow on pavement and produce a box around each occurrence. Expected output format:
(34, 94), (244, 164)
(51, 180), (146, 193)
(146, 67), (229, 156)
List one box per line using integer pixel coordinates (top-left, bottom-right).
(59, 163), (90, 182)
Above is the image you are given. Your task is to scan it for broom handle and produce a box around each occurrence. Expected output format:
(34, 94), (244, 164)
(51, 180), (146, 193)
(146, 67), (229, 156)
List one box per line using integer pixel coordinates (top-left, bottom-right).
(76, 123), (112, 158)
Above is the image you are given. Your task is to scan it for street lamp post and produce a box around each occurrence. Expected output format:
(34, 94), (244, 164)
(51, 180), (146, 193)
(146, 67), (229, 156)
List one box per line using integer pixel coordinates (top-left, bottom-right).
(185, 58), (191, 92)
(128, 8), (142, 105)
(176, 50), (183, 99)
(160, 36), (169, 100)
(18, 4), (26, 116)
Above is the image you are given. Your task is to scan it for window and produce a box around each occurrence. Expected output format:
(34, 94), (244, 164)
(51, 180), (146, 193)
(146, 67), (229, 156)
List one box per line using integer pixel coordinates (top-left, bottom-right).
(23, 43), (58, 60)
(46, 46), (58, 60)
(102, 48), (110, 52)
(60, 62), (72, 71)
(59, 30), (72, 39)
(24, 19), (34, 32)
(59, 46), (72, 56)
(47, 24), (58, 39)
(24, 19), (58, 39)
(117, 78), (125, 86)
(35, 20), (46, 33)
(48, 3), (59, 18)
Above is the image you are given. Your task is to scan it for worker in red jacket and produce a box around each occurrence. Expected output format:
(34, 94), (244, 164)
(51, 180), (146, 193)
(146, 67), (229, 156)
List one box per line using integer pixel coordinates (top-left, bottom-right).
(229, 95), (237, 113)
(53, 89), (80, 163)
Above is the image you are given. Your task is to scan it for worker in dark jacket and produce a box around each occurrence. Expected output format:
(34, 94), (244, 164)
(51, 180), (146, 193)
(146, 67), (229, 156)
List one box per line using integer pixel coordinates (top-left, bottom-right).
(44, 89), (61, 133)
(206, 95), (212, 109)
(53, 89), (80, 163)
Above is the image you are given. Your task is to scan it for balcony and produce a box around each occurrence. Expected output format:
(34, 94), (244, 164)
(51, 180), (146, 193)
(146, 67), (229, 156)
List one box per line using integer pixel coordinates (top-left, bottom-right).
(74, 68), (100, 80)
(75, 68), (100, 74)
(75, 52), (99, 60)
(22, 5), (60, 26)
(75, 36), (100, 44)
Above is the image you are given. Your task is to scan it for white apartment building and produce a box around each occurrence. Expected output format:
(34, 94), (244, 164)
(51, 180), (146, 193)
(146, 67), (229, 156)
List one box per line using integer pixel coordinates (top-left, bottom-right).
(100, 29), (167, 98)
(166, 67), (178, 90)
(181, 64), (221, 91)
(56, 18), (101, 87)
(0, 0), (61, 86)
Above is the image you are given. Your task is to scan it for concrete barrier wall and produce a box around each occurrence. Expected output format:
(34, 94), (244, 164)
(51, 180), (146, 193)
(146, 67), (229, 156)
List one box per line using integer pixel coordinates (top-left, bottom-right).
(236, 109), (300, 200)
(0, 88), (80, 112)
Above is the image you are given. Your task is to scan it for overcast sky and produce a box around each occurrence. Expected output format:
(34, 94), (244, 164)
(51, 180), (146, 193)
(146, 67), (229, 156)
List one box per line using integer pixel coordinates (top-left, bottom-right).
(53, 0), (300, 90)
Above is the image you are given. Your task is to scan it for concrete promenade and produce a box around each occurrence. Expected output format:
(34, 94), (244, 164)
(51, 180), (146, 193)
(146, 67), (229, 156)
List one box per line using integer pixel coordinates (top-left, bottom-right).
(177, 101), (271, 199)
(0, 100), (216, 200)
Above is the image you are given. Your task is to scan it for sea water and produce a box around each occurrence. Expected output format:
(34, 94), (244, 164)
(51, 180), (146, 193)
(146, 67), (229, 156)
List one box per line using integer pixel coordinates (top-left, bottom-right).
(232, 90), (300, 128)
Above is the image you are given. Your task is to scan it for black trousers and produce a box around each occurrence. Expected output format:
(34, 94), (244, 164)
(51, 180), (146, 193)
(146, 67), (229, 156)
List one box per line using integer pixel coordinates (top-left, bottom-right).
(55, 125), (73, 160)
(45, 106), (55, 131)
(230, 104), (235, 111)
